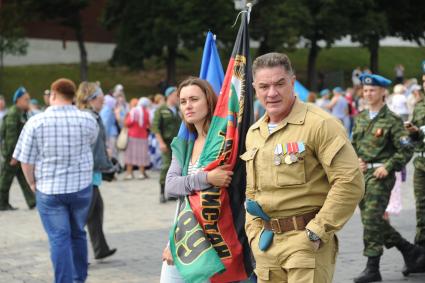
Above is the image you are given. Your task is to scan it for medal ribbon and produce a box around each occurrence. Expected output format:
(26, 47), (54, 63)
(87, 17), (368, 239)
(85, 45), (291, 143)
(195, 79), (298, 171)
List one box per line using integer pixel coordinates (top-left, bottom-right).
(287, 142), (295, 155)
(274, 144), (283, 155)
(298, 142), (305, 153)
(293, 142), (299, 154)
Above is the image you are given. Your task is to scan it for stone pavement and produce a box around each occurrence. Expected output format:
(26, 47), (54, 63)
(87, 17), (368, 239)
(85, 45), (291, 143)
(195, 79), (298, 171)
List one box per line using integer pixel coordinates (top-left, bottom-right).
(1, 163), (425, 283)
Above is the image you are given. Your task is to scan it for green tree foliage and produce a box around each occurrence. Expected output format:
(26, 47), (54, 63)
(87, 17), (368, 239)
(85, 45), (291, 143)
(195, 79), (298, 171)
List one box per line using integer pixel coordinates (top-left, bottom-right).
(344, 0), (388, 73)
(103, 0), (236, 85)
(0, 1), (28, 91)
(26, 0), (90, 81)
(387, 0), (425, 45)
(346, 0), (425, 73)
(250, 0), (299, 56)
(251, 0), (348, 90)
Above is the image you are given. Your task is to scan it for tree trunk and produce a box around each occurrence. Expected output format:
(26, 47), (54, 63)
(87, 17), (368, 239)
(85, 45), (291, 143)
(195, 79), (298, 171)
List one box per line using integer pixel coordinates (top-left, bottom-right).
(256, 35), (270, 57)
(0, 49), (3, 93)
(369, 35), (379, 73)
(166, 45), (177, 86)
(307, 38), (319, 91)
(74, 16), (88, 81)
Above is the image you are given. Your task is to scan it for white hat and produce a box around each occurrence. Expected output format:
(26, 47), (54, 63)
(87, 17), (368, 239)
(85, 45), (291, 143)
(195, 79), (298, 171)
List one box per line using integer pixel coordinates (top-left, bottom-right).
(411, 84), (422, 92)
(393, 84), (406, 94)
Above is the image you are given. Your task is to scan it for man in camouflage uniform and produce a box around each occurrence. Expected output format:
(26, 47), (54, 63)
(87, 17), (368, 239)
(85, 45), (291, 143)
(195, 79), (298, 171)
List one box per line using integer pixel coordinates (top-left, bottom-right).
(405, 75), (425, 250)
(352, 74), (425, 283)
(0, 87), (35, 211)
(151, 86), (181, 203)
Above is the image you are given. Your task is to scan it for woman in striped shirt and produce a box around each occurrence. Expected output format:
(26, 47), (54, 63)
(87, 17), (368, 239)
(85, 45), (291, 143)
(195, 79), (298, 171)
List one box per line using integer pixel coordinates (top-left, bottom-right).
(160, 77), (234, 282)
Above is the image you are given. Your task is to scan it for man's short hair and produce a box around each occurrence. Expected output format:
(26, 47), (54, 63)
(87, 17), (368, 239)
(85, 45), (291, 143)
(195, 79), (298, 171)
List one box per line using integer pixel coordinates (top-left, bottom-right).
(51, 78), (77, 101)
(252, 52), (294, 78)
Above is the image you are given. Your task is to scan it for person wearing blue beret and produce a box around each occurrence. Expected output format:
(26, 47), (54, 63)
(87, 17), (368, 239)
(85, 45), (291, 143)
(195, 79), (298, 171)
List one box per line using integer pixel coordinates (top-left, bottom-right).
(316, 88), (331, 112)
(326, 86), (350, 134)
(28, 98), (42, 117)
(359, 74), (392, 88)
(0, 87), (35, 211)
(403, 69), (425, 271)
(151, 85), (181, 203)
(352, 74), (425, 282)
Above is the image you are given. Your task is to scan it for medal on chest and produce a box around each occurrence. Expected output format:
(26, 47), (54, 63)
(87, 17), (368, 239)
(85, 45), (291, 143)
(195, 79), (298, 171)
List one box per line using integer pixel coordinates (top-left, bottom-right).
(284, 142), (296, 164)
(273, 144), (283, 166)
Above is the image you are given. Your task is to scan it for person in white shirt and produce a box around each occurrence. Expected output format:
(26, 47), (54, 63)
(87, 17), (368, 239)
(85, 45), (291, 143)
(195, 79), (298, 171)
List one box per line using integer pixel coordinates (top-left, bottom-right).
(388, 84), (409, 121)
(13, 78), (99, 283)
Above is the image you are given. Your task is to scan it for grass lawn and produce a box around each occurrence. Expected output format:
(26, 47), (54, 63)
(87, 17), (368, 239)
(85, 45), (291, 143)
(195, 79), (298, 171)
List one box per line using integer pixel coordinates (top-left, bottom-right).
(1, 46), (424, 104)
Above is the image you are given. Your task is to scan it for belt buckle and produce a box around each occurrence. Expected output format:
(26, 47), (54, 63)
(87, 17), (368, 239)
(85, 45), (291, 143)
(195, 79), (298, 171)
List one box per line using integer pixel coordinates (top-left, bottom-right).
(270, 218), (282, 234)
(292, 216), (300, 230)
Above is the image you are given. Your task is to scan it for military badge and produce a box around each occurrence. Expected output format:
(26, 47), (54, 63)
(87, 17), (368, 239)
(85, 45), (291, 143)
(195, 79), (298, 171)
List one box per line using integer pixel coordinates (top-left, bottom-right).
(400, 136), (412, 147)
(274, 144), (283, 166)
(375, 128), (383, 137)
(298, 141), (305, 153)
(364, 77), (373, 84)
(284, 142), (302, 164)
(297, 141), (305, 161)
(284, 155), (293, 165)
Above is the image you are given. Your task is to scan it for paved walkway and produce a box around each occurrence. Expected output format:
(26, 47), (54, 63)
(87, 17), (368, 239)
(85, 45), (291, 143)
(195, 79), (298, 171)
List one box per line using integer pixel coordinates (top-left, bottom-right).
(1, 163), (424, 282)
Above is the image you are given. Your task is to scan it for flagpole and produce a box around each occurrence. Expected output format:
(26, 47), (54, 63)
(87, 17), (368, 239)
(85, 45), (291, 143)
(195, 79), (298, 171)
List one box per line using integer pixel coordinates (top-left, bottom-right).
(232, 2), (254, 28)
(246, 2), (253, 23)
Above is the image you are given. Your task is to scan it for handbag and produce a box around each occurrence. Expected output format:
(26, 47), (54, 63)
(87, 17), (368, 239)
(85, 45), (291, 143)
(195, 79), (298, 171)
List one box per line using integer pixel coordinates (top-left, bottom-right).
(116, 127), (128, 150)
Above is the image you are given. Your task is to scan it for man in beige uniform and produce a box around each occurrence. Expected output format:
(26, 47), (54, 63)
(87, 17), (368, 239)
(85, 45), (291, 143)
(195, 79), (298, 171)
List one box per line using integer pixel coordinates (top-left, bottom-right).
(242, 52), (365, 283)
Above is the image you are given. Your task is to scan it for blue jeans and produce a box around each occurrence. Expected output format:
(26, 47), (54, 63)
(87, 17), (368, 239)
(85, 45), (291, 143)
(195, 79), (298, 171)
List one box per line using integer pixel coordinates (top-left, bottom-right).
(36, 185), (92, 283)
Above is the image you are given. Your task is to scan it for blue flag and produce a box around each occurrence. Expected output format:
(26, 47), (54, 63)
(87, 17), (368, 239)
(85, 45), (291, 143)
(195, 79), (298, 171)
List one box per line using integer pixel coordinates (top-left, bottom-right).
(199, 31), (225, 95)
(169, 32), (229, 283)
(176, 31), (225, 143)
(294, 80), (309, 102)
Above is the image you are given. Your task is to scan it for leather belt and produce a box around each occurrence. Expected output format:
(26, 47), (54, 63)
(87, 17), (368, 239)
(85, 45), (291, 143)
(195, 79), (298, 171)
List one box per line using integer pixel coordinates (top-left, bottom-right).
(367, 163), (384, 169)
(263, 211), (318, 234)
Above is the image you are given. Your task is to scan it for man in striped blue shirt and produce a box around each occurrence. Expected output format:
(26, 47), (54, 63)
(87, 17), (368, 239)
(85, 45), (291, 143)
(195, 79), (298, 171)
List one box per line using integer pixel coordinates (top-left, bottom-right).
(13, 78), (98, 283)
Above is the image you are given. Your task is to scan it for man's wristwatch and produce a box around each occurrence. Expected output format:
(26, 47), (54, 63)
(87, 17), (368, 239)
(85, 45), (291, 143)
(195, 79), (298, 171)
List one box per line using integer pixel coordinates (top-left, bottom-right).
(306, 229), (321, 241)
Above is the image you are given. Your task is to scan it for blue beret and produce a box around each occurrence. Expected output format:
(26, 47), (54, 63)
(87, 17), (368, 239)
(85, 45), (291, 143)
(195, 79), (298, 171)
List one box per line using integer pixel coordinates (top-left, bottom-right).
(165, 86), (177, 97)
(360, 74), (391, 87)
(333, 87), (344, 94)
(13, 87), (27, 104)
(319, 89), (330, 97)
(30, 98), (39, 105)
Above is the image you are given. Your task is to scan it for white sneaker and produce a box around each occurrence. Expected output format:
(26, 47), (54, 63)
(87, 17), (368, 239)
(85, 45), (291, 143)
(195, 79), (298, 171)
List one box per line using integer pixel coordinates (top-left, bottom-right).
(124, 174), (134, 180)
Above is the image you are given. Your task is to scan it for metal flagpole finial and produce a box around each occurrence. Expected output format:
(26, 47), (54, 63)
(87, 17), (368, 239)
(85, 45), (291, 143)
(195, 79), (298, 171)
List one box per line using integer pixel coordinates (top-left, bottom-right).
(246, 2), (253, 23)
(231, 3), (254, 28)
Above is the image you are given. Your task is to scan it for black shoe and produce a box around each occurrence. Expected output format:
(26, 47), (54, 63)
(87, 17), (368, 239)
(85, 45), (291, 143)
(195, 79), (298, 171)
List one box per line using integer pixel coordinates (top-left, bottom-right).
(0, 204), (18, 211)
(95, 248), (117, 260)
(353, 256), (382, 283)
(160, 194), (167, 204)
(29, 204), (36, 210)
(396, 238), (425, 275)
(401, 244), (425, 276)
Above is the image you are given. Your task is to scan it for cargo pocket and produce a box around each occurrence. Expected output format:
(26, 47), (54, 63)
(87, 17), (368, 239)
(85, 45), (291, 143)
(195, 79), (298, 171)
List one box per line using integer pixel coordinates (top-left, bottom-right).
(285, 252), (316, 269)
(255, 267), (270, 281)
(276, 155), (306, 186)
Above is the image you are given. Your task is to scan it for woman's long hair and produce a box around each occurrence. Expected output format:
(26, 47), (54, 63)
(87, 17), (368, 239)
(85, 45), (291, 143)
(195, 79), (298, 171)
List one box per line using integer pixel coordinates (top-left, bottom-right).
(177, 77), (218, 135)
(76, 82), (98, 110)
